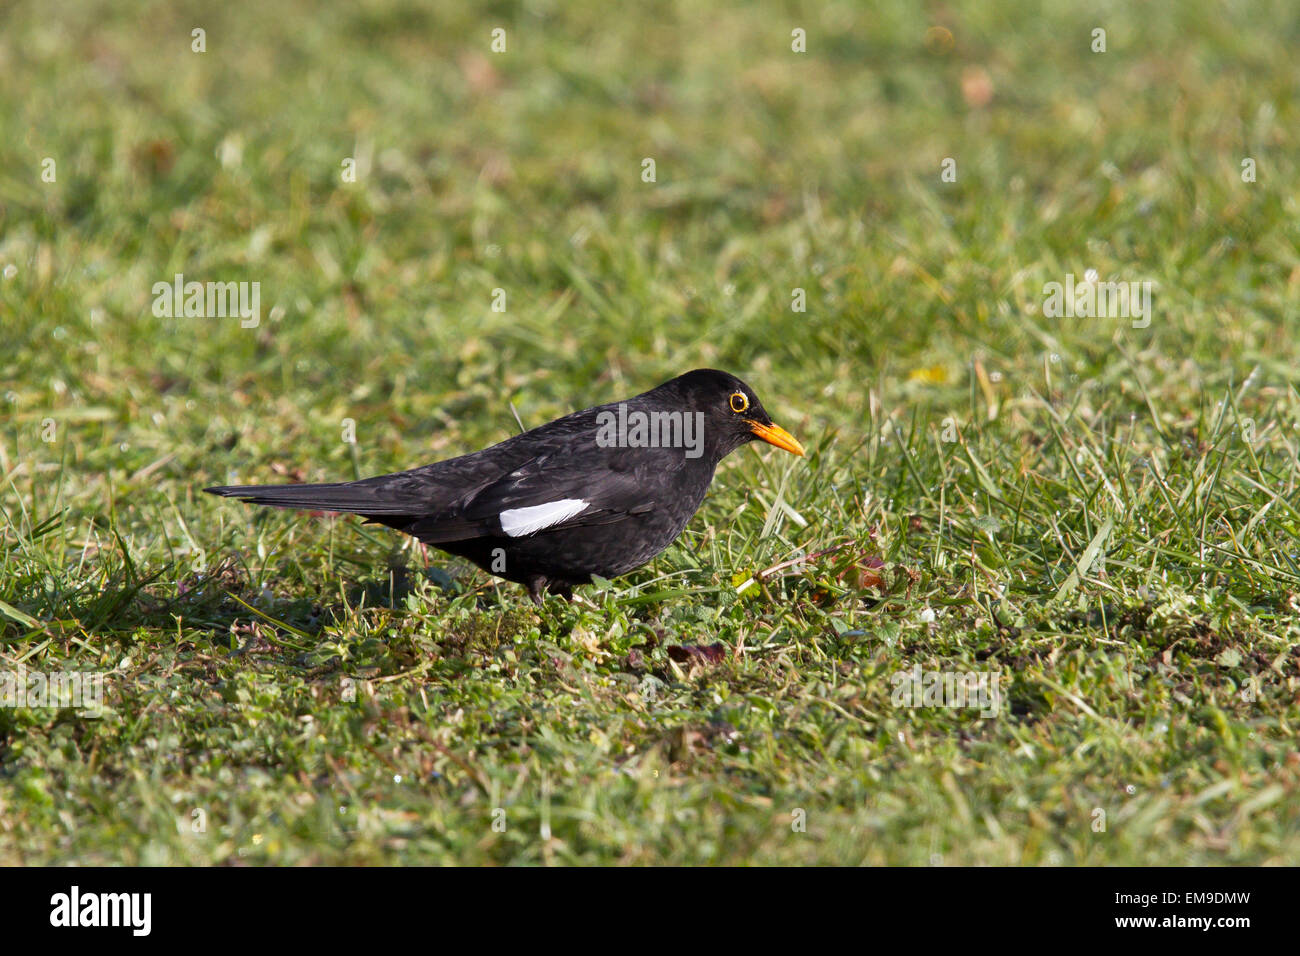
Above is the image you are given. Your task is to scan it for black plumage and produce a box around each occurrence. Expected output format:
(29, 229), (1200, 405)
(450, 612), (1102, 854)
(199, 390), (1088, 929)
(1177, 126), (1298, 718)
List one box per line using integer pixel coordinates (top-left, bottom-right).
(205, 369), (805, 604)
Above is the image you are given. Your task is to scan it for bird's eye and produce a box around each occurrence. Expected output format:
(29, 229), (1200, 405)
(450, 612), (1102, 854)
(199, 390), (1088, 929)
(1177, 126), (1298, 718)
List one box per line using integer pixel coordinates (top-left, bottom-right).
(729, 392), (749, 413)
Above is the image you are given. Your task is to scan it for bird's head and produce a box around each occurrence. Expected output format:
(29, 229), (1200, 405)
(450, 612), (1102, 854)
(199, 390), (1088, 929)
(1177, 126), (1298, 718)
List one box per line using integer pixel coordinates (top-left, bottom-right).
(655, 368), (806, 461)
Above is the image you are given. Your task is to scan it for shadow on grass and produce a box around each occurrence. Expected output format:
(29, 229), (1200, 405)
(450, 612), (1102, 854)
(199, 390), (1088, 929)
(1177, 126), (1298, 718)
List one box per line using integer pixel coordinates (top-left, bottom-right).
(0, 550), (472, 656)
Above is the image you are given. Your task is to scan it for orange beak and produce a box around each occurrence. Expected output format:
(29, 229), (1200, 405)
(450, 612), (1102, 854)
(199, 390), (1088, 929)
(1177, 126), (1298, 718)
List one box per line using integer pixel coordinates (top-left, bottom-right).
(749, 421), (806, 457)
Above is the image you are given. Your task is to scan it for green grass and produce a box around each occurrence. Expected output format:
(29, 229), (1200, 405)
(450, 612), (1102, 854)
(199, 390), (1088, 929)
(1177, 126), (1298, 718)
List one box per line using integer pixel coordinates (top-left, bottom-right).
(2, 0), (1299, 864)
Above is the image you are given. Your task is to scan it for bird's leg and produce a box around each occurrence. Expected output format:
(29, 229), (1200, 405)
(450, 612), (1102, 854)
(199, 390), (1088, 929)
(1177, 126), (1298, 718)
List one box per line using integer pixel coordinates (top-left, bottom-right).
(526, 576), (547, 607)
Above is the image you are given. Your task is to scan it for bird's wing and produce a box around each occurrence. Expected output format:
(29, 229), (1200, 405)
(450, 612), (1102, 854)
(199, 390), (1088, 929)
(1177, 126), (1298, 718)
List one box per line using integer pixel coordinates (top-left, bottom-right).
(405, 451), (659, 544)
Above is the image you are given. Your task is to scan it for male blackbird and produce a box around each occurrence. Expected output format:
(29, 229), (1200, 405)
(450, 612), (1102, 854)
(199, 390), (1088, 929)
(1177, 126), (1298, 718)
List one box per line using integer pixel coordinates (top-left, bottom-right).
(205, 369), (805, 604)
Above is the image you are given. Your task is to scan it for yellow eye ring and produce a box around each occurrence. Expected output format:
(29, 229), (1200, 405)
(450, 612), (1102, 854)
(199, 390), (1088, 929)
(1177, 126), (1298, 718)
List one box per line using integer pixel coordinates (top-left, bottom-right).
(729, 392), (749, 413)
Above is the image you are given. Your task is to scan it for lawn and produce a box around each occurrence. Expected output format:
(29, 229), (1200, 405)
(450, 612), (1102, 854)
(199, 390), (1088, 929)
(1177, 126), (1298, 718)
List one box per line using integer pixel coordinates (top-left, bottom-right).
(1, 0), (1298, 864)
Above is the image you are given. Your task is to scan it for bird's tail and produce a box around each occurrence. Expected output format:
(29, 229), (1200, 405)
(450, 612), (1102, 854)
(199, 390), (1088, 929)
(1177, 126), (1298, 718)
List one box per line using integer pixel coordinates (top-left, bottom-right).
(204, 475), (427, 517)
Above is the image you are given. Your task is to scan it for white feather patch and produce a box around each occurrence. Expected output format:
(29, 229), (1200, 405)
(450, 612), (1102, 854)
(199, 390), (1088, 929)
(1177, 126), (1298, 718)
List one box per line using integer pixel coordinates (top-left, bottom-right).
(498, 499), (589, 537)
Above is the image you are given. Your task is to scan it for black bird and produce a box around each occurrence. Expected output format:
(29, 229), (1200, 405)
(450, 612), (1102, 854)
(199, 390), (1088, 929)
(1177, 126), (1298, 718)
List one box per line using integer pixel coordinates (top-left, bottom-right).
(205, 369), (805, 604)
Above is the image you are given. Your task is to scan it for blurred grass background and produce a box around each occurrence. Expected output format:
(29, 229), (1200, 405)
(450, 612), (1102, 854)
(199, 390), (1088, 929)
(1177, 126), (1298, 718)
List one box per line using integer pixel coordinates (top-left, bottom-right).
(1, 0), (1299, 864)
